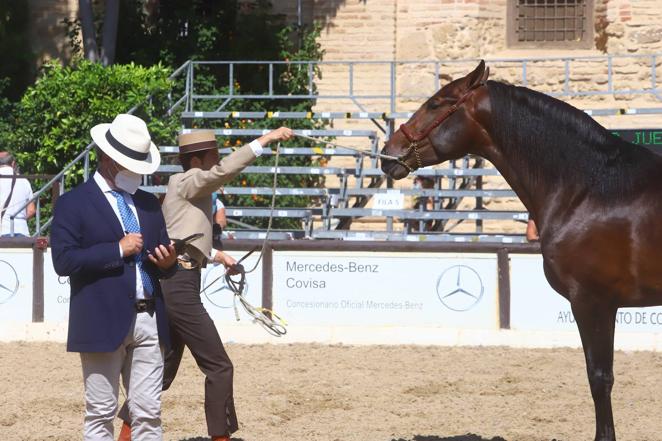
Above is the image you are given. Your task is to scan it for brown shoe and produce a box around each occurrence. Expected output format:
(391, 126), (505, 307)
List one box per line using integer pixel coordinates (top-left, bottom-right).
(117, 421), (131, 441)
(211, 436), (230, 441)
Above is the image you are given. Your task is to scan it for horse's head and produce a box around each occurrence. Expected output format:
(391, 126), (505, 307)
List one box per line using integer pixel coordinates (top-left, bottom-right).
(381, 60), (491, 180)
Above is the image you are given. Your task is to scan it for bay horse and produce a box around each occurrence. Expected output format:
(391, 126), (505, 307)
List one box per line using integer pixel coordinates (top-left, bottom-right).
(381, 60), (662, 441)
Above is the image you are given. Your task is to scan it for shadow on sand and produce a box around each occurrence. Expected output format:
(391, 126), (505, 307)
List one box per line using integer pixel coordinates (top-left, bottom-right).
(177, 434), (509, 441)
(177, 438), (245, 441)
(177, 432), (563, 441)
(391, 435), (508, 441)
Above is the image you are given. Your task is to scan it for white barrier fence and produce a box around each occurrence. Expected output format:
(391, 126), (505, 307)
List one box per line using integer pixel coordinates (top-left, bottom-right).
(3, 241), (662, 348)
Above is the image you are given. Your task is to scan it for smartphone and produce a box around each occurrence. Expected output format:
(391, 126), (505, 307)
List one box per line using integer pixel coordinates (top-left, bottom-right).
(173, 232), (204, 255)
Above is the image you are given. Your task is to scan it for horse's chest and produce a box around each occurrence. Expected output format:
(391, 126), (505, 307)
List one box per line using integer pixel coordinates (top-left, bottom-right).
(542, 234), (662, 305)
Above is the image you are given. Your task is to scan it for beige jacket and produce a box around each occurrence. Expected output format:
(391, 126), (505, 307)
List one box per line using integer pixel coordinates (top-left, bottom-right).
(162, 144), (257, 265)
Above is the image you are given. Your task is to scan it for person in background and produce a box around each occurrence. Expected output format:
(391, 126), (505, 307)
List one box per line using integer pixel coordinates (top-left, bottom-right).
(212, 189), (227, 229)
(0, 152), (36, 237)
(408, 175), (435, 232)
(210, 189), (235, 267)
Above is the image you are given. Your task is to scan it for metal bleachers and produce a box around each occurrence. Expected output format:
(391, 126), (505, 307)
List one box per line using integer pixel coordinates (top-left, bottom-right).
(16, 55), (661, 241)
(147, 114), (522, 240)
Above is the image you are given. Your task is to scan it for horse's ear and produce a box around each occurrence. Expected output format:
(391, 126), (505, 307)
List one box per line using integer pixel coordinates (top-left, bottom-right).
(480, 66), (490, 84)
(466, 60), (486, 88)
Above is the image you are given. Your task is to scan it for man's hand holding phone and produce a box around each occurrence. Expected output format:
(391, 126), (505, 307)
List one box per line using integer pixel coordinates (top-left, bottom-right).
(148, 243), (177, 270)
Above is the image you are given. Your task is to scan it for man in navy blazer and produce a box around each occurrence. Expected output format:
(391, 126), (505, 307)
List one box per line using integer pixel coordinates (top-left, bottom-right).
(51, 114), (176, 441)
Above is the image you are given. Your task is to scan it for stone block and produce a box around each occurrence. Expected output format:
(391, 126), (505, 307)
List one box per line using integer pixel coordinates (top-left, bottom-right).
(634, 27), (662, 44)
(606, 22), (626, 38)
(398, 31), (432, 60)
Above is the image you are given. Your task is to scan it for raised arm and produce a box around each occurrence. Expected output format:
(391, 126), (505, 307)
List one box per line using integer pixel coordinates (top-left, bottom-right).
(176, 127), (293, 200)
(177, 145), (256, 199)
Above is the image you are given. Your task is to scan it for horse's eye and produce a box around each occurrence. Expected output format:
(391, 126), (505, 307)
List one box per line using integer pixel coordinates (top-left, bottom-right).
(428, 100), (443, 110)
(428, 97), (455, 110)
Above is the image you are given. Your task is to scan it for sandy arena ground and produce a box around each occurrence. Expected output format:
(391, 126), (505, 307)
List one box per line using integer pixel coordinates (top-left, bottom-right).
(2, 342), (662, 441)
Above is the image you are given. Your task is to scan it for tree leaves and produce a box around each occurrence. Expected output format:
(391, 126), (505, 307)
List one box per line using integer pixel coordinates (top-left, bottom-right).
(5, 60), (177, 178)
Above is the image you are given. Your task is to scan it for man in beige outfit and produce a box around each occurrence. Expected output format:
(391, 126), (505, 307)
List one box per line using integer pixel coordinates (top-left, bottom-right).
(118, 126), (292, 441)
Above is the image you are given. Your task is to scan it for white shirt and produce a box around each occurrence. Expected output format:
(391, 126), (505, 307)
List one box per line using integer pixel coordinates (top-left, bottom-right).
(249, 139), (263, 157)
(0, 166), (34, 236)
(215, 197), (225, 212)
(93, 172), (146, 299)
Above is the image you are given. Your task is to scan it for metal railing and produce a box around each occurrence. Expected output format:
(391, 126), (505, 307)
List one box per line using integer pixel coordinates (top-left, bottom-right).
(170, 54), (662, 115)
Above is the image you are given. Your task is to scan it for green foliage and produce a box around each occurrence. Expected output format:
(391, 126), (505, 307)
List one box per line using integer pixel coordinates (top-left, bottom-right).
(7, 60), (178, 178)
(38, 1), (327, 231)
(0, 1), (35, 101)
(114, 0), (285, 71)
(0, 78), (13, 143)
(277, 23), (325, 96)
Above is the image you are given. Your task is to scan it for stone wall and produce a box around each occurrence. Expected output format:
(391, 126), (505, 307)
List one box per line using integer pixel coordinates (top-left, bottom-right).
(27, 0), (78, 66)
(270, 1), (660, 114)
(30, 1), (662, 114)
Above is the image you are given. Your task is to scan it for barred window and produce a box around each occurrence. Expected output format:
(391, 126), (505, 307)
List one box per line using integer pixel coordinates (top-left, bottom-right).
(507, 0), (594, 48)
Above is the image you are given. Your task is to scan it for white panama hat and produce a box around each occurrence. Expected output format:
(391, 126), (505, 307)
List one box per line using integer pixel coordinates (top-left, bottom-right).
(90, 114), (161, 175)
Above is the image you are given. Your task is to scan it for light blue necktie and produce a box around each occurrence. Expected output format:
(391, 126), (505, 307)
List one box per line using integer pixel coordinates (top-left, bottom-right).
(109, 190), (154, 296)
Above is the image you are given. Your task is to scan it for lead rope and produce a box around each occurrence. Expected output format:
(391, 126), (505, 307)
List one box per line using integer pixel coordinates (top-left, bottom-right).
(242, 139), (281, 275)
(295, 133), (399, 161)
(201, 142), (286, 336)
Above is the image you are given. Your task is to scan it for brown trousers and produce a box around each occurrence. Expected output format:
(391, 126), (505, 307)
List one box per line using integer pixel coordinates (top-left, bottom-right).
(162, 267), (238, 436)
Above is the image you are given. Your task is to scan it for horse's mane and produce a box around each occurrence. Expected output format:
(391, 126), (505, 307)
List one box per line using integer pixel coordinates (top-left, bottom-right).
(486, 80), (658, 200)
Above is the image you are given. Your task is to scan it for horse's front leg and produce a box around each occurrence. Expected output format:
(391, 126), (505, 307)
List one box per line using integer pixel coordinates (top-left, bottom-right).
(571, 299), (618, 441)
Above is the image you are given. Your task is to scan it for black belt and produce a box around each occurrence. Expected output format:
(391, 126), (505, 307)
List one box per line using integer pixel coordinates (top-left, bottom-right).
(135, 298), (155, 313)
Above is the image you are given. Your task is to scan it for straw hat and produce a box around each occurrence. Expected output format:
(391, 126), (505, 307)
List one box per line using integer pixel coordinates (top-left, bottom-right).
(90, 114), (160, 174)
(177, 130), (218, 154)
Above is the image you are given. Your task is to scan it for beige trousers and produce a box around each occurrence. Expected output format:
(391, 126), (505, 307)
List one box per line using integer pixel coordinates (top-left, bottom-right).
(80, 311), (163, 441)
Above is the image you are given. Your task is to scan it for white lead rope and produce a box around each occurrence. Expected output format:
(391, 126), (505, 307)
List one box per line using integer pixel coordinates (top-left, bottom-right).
(295, 133), (399, 161)
(201, 142), (286, 336)
(242, 140), (281, 274)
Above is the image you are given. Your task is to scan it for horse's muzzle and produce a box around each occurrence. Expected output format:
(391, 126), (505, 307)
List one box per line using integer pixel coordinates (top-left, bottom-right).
(380, 157), (410, 180)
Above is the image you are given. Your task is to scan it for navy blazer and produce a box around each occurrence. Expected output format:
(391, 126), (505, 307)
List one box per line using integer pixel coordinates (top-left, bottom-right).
(51, 178), (172, 352)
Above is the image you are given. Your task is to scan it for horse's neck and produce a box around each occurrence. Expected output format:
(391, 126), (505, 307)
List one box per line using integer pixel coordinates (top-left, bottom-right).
(471, 86), (588, 227)
(477, 138), (561, 226)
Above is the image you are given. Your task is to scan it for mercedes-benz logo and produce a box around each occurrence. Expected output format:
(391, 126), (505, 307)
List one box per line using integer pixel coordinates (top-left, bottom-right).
(201, 264), (248, 309)
(0, 260), (19, 305)
(435, 265), (484, 312)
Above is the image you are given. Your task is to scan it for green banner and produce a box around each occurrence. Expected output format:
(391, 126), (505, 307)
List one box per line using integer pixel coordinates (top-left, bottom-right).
(612, 129), (662, 151)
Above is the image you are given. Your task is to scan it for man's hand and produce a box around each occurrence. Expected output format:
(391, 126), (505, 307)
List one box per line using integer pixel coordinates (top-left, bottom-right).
(258, 126), (294, 146)
(120, 233), (143, 257)
(148, 244), (177, 270)
(212, 250), (241, 275)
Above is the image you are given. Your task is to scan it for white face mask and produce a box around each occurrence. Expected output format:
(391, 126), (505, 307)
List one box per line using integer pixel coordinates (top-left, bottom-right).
(114, 168), (142, 194)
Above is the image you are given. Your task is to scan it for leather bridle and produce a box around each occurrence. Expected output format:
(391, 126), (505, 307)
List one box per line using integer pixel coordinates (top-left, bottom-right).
(396, 82), (486, 172)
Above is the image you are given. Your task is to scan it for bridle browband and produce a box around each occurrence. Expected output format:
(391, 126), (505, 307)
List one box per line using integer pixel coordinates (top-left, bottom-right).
(396, 81), (486, 173)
